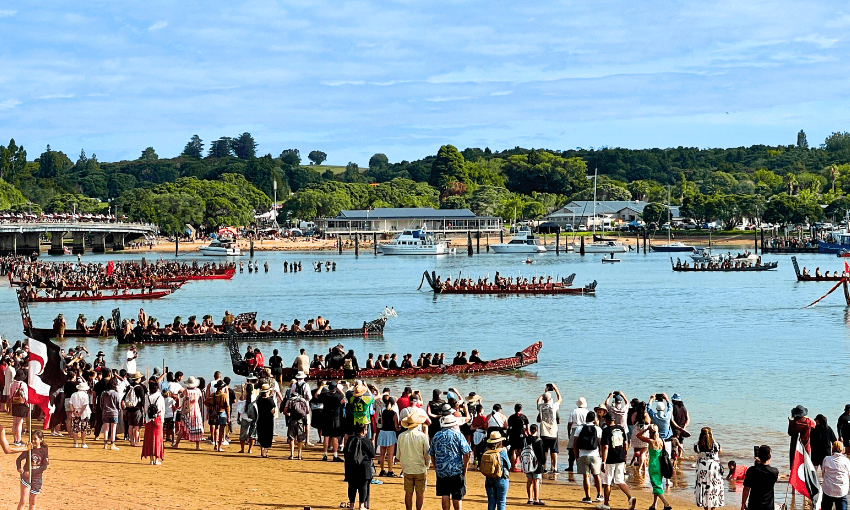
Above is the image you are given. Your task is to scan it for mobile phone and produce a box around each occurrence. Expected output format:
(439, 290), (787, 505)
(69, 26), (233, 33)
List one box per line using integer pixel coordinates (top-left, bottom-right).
(613, 391), (620, 396)
(656, 393), (664, 400)
(753, 446), (759, 457)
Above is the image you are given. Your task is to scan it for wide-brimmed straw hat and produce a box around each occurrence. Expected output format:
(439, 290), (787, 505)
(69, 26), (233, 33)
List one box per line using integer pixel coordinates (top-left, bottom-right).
(130, 371), (143, 381)
(576, 397), (587, 408)
(76, 382), (90, 391)
(352, 384), (368, 397)
(401, 413), (427, 429)
(487, 431), (504, 444)
(440, 415), (459, 428)
(259, 383), (271, 395)
(185, 376), (200, 389)
(295, 371), (307, 380)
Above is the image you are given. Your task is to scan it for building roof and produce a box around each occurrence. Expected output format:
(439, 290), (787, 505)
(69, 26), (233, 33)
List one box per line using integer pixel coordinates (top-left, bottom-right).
(336, 207), (479, 219)
(546, 201), (680, 219)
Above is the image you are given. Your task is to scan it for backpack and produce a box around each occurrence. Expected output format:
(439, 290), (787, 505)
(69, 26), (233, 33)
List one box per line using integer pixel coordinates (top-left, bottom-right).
(659, 446), (674, 478)
(343, 358), (353, 371)
(479, 448), (504, 479)
(287, 396), (310, 420)
(576, 424), (599, 451)
(520, 443), (538, 473)
(146, 394), (160, 420)
(123, 386), (140, 408)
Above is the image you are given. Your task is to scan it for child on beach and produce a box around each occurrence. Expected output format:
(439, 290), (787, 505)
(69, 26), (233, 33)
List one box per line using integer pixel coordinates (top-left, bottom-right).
(17, 430), (48, 510)
(163, 390), (176, 443)
(726, 460), (747, 480)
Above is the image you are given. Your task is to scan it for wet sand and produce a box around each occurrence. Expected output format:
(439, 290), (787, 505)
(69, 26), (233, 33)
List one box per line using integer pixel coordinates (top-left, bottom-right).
(0, 413), (701, 510)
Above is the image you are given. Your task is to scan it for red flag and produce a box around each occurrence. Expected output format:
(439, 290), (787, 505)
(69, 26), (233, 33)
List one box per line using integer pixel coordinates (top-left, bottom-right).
(27, 337), (65, 417)
(107, 260), (114, 276)
(790, 438), (822, 509)
(844, 260), (849, 277)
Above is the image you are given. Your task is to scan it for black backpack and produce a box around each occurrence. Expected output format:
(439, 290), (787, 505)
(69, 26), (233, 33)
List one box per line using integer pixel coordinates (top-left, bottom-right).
(659, 446), (674, 478)
(146, 394), (160, 420)
(576, 424), (599, 450)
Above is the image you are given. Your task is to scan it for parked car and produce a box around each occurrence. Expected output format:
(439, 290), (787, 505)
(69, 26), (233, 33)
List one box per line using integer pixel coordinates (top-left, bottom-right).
(578, 224), (587, 231)
(661, 223), (671, 230)
(563, 223), (573, 232)
(684, 222), (698, 230)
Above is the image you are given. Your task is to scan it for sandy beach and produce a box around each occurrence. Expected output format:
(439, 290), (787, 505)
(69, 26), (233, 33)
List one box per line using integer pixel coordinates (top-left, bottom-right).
(0, 412), (704, 510)
(119, 232), (762, 256)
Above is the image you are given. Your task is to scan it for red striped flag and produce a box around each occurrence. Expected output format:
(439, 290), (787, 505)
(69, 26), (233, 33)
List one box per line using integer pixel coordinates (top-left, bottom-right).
(27, 337), (66, 417)
(790, 438), (821, 510)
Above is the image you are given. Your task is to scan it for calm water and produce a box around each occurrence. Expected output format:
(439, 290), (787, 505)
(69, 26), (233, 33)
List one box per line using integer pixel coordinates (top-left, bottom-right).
(4, 247), (847, 497)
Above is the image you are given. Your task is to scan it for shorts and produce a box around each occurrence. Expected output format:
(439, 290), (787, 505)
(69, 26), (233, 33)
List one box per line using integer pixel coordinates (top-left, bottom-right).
(526, 472), (542, 480)
(103, 416), (118, 424)
(577, 455), (602, 475)
(509, 437), (525, 452)
(64, 401), (73, 412)
(218, 412), (228, 426)
(435, 474), (466, 500)
(604, 462), (625, 485)
(404, 473), (427, 495)
(72, 416), (91, 434)
(164, 418), (174, 432)
(11, 403), (28, 418)
(21, 475), (43, 495)
(541, 436), (559, 454)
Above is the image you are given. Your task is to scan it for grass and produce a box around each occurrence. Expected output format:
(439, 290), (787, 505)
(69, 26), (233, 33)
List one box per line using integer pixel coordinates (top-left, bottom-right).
(302, 164), (347, 174)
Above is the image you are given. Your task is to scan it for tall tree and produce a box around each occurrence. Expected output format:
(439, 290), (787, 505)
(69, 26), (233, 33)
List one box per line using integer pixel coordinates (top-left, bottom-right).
(279, 149), (301, 167)
(429, 145), (466, 186)
(208, 137), (233, 158)
(797, 129), (808, 149)
(308, 150), (327, 165)
(231, 132), (257, 160)
(368, 153), (389, 170)
(182, 135), (204, 159)
(140, 147), (158, 161)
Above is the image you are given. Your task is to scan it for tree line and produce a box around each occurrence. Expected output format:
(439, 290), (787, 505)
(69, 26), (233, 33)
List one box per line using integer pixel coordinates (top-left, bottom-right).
(3, 129), (850, 232)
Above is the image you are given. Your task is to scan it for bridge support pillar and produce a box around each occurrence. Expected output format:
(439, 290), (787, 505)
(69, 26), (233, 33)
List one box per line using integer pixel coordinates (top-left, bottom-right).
(112, 232), (125, 251)
(92, 233), (106, 253)
(21, 233), (39, 257)
(48, 231), (66, 255)
(72, 232), (85, 255)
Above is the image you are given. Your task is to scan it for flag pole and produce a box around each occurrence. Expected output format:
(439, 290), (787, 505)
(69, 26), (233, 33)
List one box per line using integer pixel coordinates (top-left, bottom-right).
(27, 402), (32, 481)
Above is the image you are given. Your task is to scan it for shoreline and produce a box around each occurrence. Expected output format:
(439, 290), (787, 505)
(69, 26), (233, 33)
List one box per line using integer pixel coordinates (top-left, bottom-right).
(0, 413), (709, 510)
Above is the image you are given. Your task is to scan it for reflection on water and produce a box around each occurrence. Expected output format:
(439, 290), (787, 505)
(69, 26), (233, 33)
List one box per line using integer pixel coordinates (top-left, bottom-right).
(5, 248), (849, 507)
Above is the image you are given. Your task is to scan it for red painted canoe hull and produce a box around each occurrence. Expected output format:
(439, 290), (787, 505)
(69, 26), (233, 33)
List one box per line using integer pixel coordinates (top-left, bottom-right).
(27, 290), (173, 302)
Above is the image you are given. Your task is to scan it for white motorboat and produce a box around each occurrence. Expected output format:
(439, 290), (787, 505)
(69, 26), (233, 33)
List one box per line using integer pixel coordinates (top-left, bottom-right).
(198, 239), (242, 257)
(491, 226), (547, 253)
(379, 227), (448, 255)
(690, 247), (720, 263)
(582, 240), (629, 253)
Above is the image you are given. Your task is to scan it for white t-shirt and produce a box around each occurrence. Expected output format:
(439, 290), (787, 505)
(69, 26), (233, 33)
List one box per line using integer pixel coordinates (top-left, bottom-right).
(163, 396), (175, 419)
(3, 365), (14, 395)
(537, 401), (559, 438)
(572, 424), (602, 457)
(167, 381), (183, 398)
(124, 350), (136, 374)
(568, 406), (589, 447)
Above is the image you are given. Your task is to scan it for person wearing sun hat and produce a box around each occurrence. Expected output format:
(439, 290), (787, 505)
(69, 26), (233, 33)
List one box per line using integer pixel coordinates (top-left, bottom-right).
(398, 413), (430, 510)
(482, 431), (511, 510)
(349, 382), (376, 440)
(788, 404), (816, 468)
(428, 414), (472, 507)
(172, 376), (204, 450)
(69, 381), (91, 448)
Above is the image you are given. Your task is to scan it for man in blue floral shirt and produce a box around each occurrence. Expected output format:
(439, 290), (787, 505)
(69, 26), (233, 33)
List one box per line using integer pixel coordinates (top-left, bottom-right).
(429, 414), (472, 510)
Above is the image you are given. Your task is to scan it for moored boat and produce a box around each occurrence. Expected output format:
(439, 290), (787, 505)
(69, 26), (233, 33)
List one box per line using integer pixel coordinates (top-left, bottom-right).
(198, 239), (242, 256)
(650, 241), (695, 253)
(819, 232), (850, 254)
(379, 227), (449, 255)
(230, 339), (542, 379)
(490, 226), (546, 253)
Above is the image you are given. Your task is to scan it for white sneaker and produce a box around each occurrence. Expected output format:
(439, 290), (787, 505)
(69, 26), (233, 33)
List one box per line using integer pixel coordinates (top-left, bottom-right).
(222, 439), (230, 445)
(81, 444), (89, 449)
(595, 496), (605, 502)
(73, 444), (79, 448)
(597, 505), (611, 510)
(51, 430), (63, 436)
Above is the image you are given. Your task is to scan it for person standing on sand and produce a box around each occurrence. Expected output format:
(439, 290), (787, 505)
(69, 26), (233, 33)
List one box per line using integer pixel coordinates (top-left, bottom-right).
(141, 379), (165, 465)
(567, 395), (588, 473)
(599, 413), (636, 510)
(574, 411), (603, 504)
(693, 427), (723, 510)
(537, 384), (562, 473)
(69, 382), (91, 449)
(100, 378), (121, 450)
(398, 413), (430, 510)
(788, 405), (816, 472)
(429, 414), (472, 510)
(822, 441), (850, 510)
(741, 446), (778, 510)
(637, 424), (673, 510)
(172, 376), (204, 450)
(836, 405), (850, 451)
(343, 424), (376, 510)
(255, 384), (277, 458)
(16, 431), (47, 510)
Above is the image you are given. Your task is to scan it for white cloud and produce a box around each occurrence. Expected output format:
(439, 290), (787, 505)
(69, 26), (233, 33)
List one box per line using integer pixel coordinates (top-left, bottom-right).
(0, 10), (17, 17)
(39, 94), (74, 99)
(0, 99), (22, 110)
(490, 91), (512, 96)
(148, 20), (168, 31)
(794, 33), (840, 49)
(424, 96), (472, 103)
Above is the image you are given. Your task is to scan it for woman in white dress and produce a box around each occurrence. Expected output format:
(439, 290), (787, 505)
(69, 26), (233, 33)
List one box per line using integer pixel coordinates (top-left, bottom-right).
(694, 427), (724, 510)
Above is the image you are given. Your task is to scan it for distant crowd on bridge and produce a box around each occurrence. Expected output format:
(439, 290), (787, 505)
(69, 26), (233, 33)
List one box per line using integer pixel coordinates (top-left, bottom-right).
(0, 212), (124, 224)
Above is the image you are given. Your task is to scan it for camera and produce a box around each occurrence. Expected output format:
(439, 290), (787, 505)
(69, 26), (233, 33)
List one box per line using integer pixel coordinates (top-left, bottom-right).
(656, 393), (664, 400)
(613, 391), (620, 396)
(546, 383), (554, 391)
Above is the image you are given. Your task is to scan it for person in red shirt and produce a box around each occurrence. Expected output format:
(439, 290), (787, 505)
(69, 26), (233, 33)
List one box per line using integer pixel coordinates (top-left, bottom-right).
(726, 461), (747, 480)
(397, 387), (412, 411)
(789, 404), (816, 469)
(253, 348), (265, 369)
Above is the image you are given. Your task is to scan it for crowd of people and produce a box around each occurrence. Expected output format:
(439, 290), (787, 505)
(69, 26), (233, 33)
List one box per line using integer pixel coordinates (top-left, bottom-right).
(434, 272), (564, 292)
(674, 257), (765, 270)
(4, 339), (850, 510)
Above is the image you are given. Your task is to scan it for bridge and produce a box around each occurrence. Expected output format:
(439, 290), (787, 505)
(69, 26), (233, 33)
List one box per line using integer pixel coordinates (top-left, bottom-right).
(0, 222), (158, 256)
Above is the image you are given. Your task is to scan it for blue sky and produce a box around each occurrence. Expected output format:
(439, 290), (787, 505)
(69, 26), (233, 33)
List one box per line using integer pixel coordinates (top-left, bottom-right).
(1, 1), (848, 165)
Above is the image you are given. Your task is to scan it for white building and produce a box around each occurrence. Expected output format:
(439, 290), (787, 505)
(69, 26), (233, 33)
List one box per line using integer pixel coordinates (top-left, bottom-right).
(316, 207), (502, 234)
(545, 201), (681, 229)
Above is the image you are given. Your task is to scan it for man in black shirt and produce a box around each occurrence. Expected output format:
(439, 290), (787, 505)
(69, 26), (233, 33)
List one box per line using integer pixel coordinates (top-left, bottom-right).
(742, 445), (780, 510)
(837, 405), (850, 450)
(600, 414), (636, 510)
(507, 404), (530, 470)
